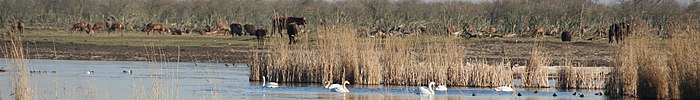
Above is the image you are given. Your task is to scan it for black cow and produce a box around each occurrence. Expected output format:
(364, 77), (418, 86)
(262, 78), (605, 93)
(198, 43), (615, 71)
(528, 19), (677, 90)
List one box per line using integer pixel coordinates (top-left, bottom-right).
(287, 23), (301, 45)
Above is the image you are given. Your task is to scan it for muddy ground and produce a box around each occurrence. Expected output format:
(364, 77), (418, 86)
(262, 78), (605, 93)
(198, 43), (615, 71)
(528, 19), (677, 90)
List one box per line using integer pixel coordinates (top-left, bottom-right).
(1, 39), (614, 66)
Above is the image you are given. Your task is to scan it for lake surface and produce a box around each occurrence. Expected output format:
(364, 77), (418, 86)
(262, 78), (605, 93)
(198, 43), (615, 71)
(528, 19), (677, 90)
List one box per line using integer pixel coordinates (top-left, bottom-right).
(0, 59), (609, 100)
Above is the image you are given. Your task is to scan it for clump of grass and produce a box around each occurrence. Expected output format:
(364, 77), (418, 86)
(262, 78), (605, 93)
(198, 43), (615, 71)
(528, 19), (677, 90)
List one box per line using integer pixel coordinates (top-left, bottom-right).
(250, 24), (468, 86)
(1, 30), (34, 100)
(522, 43), (550, 88)
(604, 18), (700, 99)
(666, 17), (700, 99)
(467, 60), (514, 87)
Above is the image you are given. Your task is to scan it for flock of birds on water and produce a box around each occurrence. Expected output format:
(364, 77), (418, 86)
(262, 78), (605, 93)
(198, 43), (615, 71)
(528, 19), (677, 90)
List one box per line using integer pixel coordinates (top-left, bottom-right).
(260, 78), (605, 98)
(4, 64), (606, 98)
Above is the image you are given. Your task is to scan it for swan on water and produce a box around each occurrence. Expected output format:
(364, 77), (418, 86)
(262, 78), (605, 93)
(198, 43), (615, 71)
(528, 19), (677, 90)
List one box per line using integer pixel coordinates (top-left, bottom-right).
(493, 86), (514, 91)
(417, 82), (436, 94)
(262, 76), (279, 88)
(324, 81), (343, 89)
(330, 81), (350, 93)
(435, 83), (447, 91)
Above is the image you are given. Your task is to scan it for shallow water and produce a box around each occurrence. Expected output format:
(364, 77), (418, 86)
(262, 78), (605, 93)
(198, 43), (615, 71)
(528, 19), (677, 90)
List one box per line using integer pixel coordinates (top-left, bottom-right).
(0, 59), (609, 100)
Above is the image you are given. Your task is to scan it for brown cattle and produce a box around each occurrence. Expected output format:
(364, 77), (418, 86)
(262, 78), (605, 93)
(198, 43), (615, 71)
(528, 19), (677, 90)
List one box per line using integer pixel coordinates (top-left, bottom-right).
(109, 21), (125, 35)
(142, 23), (166, 35)
(489, 27), (497, 33)
(93, 22), (107, 31)
(548, 26), (559, 36)
(272, 16), (306, 37)
(86, 23), (94, 35)
(255, 29), (268, 43)
(16, 21), (25, 33)
(243, 24), (256, 35)
(216, 22), (231, 33)
(229, 23), (243, 36)
(287, 23), (301, 45)
(594, 27), (608, 37)
(70, 22), (89, 33)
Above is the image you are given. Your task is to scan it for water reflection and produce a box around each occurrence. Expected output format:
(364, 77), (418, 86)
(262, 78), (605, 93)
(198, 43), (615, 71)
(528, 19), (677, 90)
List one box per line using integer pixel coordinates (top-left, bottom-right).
(0, 59), (609, 100)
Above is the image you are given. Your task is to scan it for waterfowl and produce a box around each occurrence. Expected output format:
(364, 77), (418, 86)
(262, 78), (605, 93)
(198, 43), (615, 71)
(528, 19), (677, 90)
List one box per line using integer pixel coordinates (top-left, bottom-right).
(573, 92), (577, 95)
(472, 93), (476, 96)
(534, 91), (538, 94)
(493, 86), (514, 91)
(417, 82), (436, 94)
(330, 81), (350, 93)
(517, 93), (522, 96)
(435, 84), (447, 91)
(553, 93), (557, 97)
(85, 70), (95, 74)
(262, 76), (278, 88)
(324, 81), (342, 89)
(595, 92), (603, 95)
(580, 94), (585, 98)
(123, 70), (133, 74)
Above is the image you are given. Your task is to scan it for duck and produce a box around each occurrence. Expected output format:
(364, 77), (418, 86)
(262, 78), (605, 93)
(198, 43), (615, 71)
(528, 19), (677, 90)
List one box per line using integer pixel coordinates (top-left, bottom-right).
(493, 86), (514, 92)
(85, 70), (95, 74)
(416, 82), (436, 95)
(123, 70), (133, 74)
(262, 76), (278, 88)
(517, 93), (522, 96)
(330, 81), (350, 93)
(553, 93), (558, 97)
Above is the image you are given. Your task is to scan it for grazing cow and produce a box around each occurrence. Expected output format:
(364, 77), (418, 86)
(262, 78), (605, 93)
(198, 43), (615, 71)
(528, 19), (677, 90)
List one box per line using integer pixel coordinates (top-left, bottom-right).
(229, 23), (243, 36)
(535, 27), (545, 37)
(93, 22), (107, 31)
(561, 31), (572, 42)
(548, 26), (559, 36)
(608, 21), (632, 43)
(142, 23), (166, 35)
(489, 27), (497, 33)
(243, 24), (256, 35)
(109, 21), (125, 35)
(594, 27), (608, 38)
(216, 22), (231, 33)
(578, 26), (590, 38)
(169, 28), (184, 35)
(255, 29), (268, 43)
(272, 16), (306, 37)
(86, 23), (94, 35)
(16, 21), (25, 33)
(287, 23), (301, 44)
(70, 22), (89, 33)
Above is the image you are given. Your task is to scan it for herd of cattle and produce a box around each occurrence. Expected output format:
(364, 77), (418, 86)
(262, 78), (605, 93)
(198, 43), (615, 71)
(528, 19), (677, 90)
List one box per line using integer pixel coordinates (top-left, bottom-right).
(64, 16), (306, 44)
(4, 17), (639, 44)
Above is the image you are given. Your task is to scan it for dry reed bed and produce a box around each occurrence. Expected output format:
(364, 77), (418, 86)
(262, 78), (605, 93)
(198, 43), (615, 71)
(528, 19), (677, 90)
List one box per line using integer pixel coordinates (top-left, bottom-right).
(1, 31), (34, 100)
(250, 25), (520, 87)
(605, 18), (700, 99)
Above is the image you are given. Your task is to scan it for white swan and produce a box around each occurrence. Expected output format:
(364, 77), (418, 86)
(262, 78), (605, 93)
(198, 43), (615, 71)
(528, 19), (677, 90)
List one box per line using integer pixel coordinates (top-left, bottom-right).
(493, 86), (514, 91)
(262, 76), (279, 88)
(435, 84), (448, 91)
(324, 81), (343, 89)
(330, 81), (350, 93)
(417, 82), (436, 94)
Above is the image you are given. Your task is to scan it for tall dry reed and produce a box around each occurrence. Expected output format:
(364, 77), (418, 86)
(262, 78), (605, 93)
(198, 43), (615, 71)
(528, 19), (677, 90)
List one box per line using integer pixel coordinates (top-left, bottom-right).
(250, 24), (475, 86)
(605, 18), (700, 99)
(522, 43), (549, 88)
(1, 31), (34, 100)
